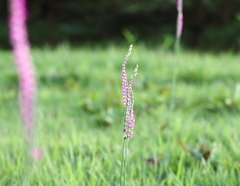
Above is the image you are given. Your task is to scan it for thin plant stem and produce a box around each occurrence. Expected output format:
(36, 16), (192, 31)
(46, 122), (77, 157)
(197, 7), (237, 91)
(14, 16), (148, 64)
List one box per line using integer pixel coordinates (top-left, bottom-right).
(175, 37), (180, 54)
(120, 138), (129, 186)
(168, 48), (182, 124)
(21, 133), (33, 185)
(170, 67), (178, 111)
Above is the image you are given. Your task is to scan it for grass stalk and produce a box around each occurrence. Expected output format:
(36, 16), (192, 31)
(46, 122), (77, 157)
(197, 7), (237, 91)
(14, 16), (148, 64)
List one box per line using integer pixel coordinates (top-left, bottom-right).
(175, 37), (181, 54)
(120, 45), (138, 186)
(120, 138), (129, 186)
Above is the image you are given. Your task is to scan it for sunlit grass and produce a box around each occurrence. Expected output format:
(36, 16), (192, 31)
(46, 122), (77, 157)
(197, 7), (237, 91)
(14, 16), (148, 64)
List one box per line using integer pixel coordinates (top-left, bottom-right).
(1, 44), (240, 185)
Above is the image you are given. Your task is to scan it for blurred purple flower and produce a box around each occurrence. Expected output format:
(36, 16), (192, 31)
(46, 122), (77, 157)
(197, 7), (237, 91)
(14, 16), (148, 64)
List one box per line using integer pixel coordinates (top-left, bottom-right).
(176, 0), (183, 38)
(30, 147), (44, 161)
(176, 12), (183, 38)
(177, 0), (182, 11)
(9, 0), (41, 159)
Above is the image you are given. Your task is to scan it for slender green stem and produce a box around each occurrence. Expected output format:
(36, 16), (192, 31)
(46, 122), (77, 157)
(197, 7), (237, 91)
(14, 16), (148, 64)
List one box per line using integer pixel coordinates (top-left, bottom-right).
(22, 147), (32, 186)
(120, 138), (129, 186)
(22, 132), (35, 186)
(170, 67), (178, 111)
(168, 52), (179, 126)
(175, 37), (180, 54)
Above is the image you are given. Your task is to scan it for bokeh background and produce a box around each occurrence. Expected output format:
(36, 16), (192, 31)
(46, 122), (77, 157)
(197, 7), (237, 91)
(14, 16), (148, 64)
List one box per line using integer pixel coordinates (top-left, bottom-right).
(0, 0), (240, 51)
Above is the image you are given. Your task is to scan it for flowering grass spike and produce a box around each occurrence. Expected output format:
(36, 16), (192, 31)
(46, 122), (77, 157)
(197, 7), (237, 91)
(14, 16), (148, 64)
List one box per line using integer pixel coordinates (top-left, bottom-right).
(9, 0), (42, 184)
(176, 0), (183, 38)
(175, 0), (184, 53)
(120, 45), (138, 186)
(121, 44), (138, 138)
(9, 0), (37, 145)
(9, 0), (42, 159)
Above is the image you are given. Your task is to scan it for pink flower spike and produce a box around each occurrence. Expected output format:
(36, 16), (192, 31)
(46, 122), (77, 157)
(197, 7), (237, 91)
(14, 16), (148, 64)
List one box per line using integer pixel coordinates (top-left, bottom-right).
(9, 0), (38, 150)
(177, 0), (182, 11)
(121, 45), (138, 139)
(176, 12), (183, 38)
(30, 147), (43, 161)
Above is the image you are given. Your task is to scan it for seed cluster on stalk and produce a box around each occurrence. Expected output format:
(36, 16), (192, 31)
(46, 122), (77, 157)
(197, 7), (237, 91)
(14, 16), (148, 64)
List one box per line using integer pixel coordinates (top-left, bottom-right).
(9, 0), (36, 137)
(9, 0), (43, 160)
(122, 45), (138, 139)
(176, 0), (183, 38)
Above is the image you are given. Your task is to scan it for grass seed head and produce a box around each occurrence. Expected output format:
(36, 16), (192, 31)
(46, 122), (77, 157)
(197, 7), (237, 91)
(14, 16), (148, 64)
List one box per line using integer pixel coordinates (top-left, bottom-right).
(122, 45), (138, 139)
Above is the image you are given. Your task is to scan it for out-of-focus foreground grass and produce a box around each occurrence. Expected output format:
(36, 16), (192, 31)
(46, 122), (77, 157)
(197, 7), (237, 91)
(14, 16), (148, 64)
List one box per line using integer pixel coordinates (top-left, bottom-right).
(1, 44), (240, 185)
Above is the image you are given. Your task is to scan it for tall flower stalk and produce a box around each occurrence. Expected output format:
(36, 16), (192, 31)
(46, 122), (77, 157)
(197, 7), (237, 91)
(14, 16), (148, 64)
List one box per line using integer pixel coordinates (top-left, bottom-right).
(120, 45), (139, 186)
(9, 0), (42, 183)
(175, 0), (184, 53)
(9, 0), (37, 152)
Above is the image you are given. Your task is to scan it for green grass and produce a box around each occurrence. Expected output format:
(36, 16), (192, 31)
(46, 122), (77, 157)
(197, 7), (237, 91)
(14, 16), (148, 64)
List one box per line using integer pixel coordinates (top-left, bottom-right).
(1, 44), (240, 185)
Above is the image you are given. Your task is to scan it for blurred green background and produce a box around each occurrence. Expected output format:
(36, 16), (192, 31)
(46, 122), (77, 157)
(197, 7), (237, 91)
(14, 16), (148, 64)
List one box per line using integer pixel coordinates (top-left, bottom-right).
(0, 0), (240, 51)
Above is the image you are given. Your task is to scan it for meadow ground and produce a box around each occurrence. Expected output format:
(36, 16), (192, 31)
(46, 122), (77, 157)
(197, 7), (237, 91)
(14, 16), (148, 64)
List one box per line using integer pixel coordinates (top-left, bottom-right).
(1, 44), (240, 185)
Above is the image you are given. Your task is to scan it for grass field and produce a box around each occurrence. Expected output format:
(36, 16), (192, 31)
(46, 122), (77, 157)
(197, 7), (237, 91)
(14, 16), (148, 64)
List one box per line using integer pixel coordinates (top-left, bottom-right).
(1, 44), (240, 185)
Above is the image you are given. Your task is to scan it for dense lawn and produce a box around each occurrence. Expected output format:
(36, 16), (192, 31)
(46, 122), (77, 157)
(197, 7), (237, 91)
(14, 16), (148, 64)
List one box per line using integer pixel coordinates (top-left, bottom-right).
(1, 44), (240, 185)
